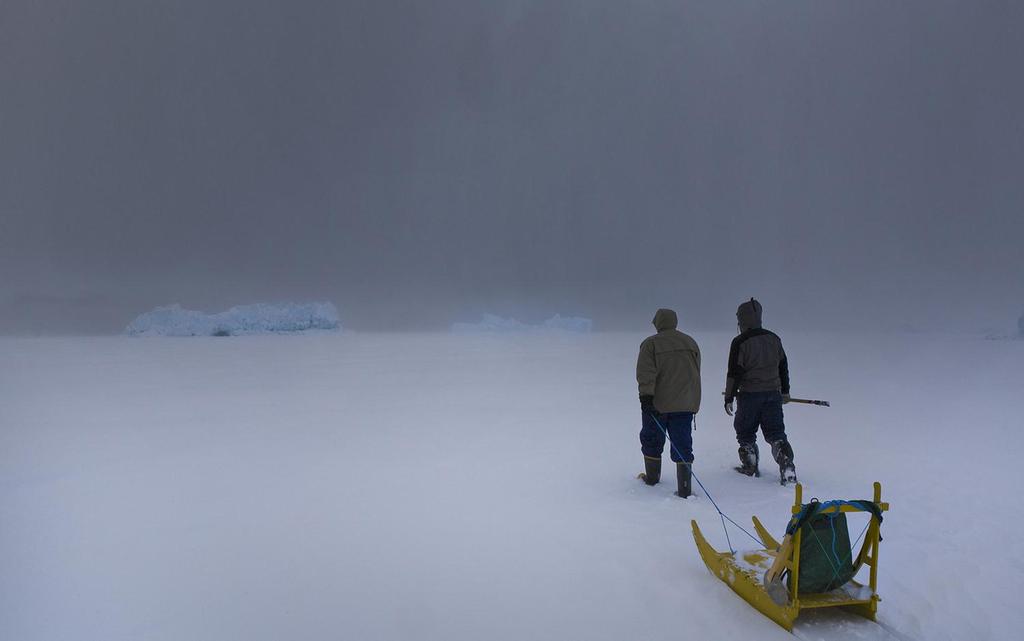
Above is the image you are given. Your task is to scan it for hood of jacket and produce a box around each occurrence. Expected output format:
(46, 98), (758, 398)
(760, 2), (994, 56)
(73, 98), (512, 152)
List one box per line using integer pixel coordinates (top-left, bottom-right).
(652, 308), (678, 332)
(737, 299), (763, 332)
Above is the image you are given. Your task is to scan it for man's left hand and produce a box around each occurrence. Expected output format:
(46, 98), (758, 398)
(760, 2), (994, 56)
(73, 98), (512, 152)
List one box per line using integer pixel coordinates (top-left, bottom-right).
(640, 395), (655, 413)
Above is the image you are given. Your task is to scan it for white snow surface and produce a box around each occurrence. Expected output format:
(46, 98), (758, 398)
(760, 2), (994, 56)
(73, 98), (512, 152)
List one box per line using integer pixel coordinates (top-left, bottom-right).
(125, 302), (340, 336)
(1, 331), (1021, 640)
(451, 313), (592, 333)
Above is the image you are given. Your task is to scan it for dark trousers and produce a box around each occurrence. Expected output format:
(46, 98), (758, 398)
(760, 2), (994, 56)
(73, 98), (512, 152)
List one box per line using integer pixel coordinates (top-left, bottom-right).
(734, 391), (787, 445)
(640, 410), (694, 463)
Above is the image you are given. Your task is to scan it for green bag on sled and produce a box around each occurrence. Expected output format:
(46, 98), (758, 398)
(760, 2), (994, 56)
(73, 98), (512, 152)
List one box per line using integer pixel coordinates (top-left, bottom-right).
(789, 511), (855, 593)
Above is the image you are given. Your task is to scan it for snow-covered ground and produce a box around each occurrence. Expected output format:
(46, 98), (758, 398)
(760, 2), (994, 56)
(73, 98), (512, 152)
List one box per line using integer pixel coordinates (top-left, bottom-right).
(1, 331), (1020, 640)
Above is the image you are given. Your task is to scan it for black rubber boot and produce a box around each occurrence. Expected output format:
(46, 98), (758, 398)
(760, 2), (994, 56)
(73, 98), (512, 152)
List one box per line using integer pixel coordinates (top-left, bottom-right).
(638, 456), (661, 485)
(675, 462), (692, 498)
(736, 443), (760, 477)
(770, 439), (797, 485)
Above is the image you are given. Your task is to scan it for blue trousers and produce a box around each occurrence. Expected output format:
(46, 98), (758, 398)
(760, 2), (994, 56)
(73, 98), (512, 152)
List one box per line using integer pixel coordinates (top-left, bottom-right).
(640, 410), (694, 464)
(734, 391), (787, 445)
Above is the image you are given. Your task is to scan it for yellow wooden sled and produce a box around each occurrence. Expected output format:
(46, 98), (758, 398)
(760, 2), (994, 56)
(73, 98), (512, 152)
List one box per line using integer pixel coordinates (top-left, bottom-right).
(691, 482), (888, 632)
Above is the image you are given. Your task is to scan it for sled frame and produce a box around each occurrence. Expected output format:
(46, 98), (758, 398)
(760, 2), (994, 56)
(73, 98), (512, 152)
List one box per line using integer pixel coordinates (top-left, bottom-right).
(691, 481), (888, 632)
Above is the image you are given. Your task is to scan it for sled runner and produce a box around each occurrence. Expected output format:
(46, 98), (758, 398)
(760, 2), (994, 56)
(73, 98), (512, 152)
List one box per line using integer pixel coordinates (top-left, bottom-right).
(691, 482), (888, 632)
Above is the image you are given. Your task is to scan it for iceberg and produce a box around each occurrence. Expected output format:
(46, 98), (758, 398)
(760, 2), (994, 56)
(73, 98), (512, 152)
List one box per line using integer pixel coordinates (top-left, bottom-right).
(542, 314), (593, 333)
(451, 313), (592, 333)
(126, 302), (341, 337)
(450, 314), (528, 333)
(984, 313), (1024, 341)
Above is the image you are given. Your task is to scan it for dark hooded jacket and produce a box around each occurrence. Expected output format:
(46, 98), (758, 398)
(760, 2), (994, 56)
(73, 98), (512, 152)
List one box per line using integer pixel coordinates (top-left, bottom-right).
(724, 299), (789, 402)
(636, 309), (702, 413)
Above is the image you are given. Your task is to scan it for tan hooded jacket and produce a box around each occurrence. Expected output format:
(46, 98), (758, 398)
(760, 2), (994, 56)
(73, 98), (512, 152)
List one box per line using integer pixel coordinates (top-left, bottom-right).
(636, 309), (702, 413)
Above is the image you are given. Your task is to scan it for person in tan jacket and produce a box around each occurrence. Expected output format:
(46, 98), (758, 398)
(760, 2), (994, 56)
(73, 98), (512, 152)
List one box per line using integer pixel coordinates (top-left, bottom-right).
(636, 308), (701, 497)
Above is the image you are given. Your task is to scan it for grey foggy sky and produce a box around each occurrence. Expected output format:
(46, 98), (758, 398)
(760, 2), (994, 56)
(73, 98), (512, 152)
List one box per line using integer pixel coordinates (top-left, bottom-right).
(1, 1), (1022, 333)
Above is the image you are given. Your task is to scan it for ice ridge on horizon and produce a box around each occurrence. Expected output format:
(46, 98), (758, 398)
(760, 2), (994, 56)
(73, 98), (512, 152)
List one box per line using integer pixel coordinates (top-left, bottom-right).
(125, 302), (341, 336)
(451, 313), (592, 333)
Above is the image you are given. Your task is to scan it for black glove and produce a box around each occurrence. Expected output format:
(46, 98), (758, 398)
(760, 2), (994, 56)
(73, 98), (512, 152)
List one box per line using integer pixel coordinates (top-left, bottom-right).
(782, 393), (791, 405)
(724, 398), (734, 417)
(639, 394), (655, 413)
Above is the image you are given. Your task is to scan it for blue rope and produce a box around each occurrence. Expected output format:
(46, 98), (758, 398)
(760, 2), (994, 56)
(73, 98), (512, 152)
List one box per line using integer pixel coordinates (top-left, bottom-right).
(846, 517), (873, 575)
(849, 517), (872, 554)
(648, 412), (763, 553)
(807, 513), (873, 585)
(830, 514), (840, 567)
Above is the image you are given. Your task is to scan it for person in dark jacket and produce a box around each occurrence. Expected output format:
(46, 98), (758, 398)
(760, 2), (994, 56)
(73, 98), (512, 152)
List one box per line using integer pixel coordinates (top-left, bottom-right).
(636, 308), (701, 497)
(723, 298), (796, 483)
